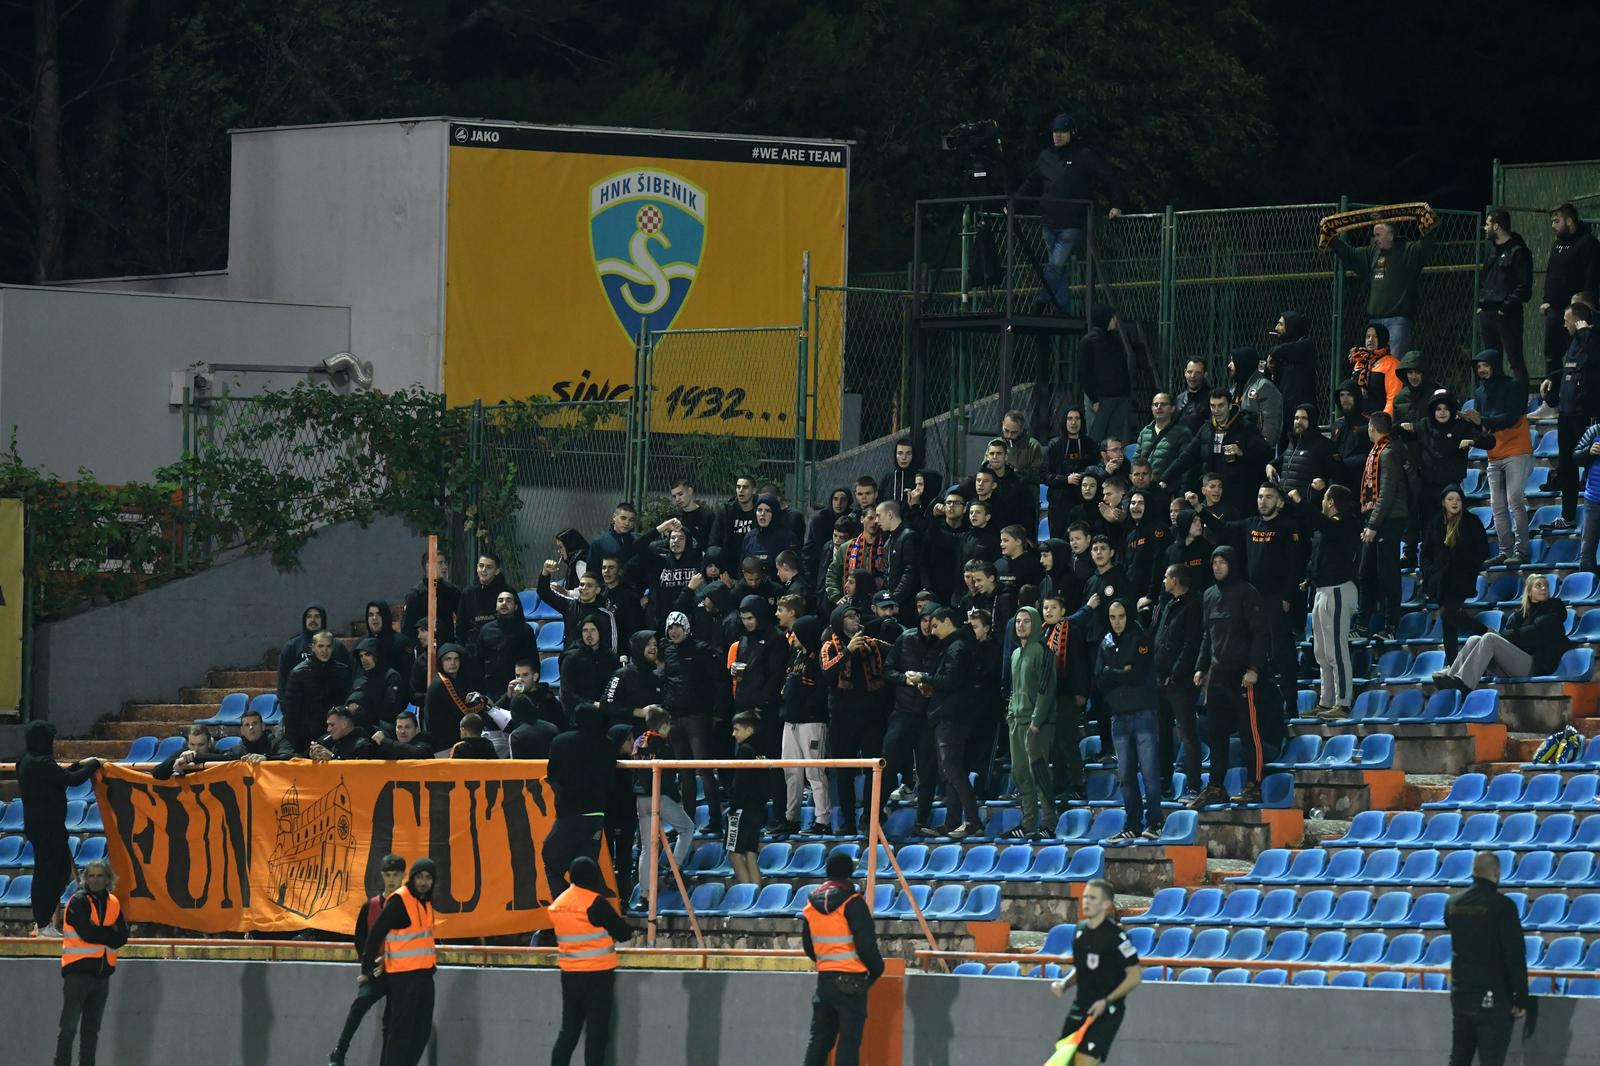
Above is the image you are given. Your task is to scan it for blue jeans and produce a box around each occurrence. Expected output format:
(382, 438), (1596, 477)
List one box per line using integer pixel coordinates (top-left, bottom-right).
(1040, 225), (1084, 310)
(1110, 708), (1163, 834)
(1371, 315), (1412, 359)
(1581, 496), (1600, 573)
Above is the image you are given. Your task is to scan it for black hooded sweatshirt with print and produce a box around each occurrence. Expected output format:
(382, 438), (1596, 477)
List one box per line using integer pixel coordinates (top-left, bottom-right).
(732, 594), (789, 712)
(19, 721), (97, 839)
(276, 601), (353, 699)
(603, 630), (663, 731)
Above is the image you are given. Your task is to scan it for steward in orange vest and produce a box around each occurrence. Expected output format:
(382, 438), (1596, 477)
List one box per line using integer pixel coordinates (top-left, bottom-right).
(57, 860), (128, 1066)
(800, 852), (885, 1066)
(548, 856), (634, 1066)
(360, 857), (438, 1066)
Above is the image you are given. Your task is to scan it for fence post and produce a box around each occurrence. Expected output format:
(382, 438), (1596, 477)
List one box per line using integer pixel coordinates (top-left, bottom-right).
(1330, 194), (1350, 418)
(796, 251), (811, 506)
(1159, 205), (1176, 376)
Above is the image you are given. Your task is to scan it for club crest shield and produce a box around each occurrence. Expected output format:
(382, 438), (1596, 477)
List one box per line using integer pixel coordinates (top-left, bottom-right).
(589, 168), (707, 342)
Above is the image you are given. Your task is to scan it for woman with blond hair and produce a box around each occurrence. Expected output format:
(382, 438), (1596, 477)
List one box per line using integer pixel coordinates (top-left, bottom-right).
(1432, 573), (1572, 692)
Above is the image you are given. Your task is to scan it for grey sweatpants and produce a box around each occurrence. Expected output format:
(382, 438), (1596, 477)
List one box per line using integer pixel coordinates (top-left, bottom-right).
(782, 722), (831, 825)
(1444, 631), (1533, 687)
(1312, 581), (1357, 707)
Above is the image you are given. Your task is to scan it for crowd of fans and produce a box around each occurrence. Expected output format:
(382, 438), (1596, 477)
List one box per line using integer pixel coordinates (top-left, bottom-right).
(141, 205), (1600, 908)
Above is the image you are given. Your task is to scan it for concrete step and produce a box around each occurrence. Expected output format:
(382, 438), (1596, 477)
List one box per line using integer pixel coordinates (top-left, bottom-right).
(1405, 774), (1455, 807)
(1204, 858), (1251, 885)
(95, 720), (187, 741)
(123, 703), (207, 722)
(54, 740), (134, 760)
(208, 669), (276, 689)
(179, 687), (271, 704)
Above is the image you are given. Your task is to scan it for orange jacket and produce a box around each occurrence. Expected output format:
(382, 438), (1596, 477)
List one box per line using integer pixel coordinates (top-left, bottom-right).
(549, 884), (618, 972)
(382, 886), (436, 974)
(803, 890), (869, 974)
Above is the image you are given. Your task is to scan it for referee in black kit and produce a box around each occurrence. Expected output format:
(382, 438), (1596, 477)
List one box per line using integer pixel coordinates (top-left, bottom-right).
(1051, 877), (1141, 1065)
(1445, 851), (1530, 1066)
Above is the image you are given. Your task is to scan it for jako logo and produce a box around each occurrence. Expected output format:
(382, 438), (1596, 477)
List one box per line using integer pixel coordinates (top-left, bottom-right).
(588, 168), (707, 342)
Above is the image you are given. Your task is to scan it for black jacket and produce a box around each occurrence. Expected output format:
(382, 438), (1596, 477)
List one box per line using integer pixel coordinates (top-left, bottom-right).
(558, 635), (620, 719)
(884, 626), (940, 717)
(1544, 222), (1600, 308)
(1555, 326), (1600, 419)
(348, 650), (405, 731)
(1478, 234), (1533, 312)
(316, 728), (377, 760)
(1201, 511), (1304, 602)
(1016, 141), (1122, 229)
(882, 525), (922, 614)
(660, 633), (718, 718)
(1406, 394), (1492, 489)
(587, 526), (641, 576)
(457, 573), (513, 648)
(548, 704), (619, 818)
(603, 630), (663, 730)
(779, 618), (829, 726)
(1268, 311), (1317, 418)
(536, 572), (619, 654)
(1080, 318), (1130, 402)
(362, 601), (415, 679)
(1197, 546), (1268, 677)
(475, 612), (538, 698)
(404, 576), (461, 647)
(1420, 506), (1491, 603)
(1305, 508), (1361, 589)
(1444, 878), (1530, 1009)
(1331, 378), (1374, 492)
(18, 722), (97, 840)
(1277, 428), (1338, 500)
(283, 655), (355, 752)
(1095, 618), (1158, 714)
(1186, 407), (1271, 513)
(922, 629), (975, 724)
(232, 728), (294, 761)
(1501, 597), (1572, 676)
(1151, 591), (1204, 686)
(731, 596), (789, 712)
(636, 542), (703, 629)
(1121, 518), (1170, 605)
(275, 601), (353, 699)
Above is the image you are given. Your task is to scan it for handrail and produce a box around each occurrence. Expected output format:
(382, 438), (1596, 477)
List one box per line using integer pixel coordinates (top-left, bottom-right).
(913, 949), (1592, 981)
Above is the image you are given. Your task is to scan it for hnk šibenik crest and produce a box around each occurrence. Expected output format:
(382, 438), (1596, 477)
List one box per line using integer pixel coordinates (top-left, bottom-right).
(589, 168), (707, 342)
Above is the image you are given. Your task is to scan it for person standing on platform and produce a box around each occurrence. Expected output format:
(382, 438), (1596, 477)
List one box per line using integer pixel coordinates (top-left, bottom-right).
(1445, 851), (1530, 1066)
(549, 856), (635, 1066)
(55, 859), (127, 1066)
(800, 850), (886, 1066)
(361, 858), (438, 1066)
(328, 853), (407, 1066)
(20, 721), (101, 938)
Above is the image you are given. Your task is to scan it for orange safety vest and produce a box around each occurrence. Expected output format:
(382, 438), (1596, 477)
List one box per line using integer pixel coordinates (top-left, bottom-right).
(802, 889), (868, 974)
(548, 885), (617, 972)
(61, 892), (121, 971)
(382, 886), (436, 974)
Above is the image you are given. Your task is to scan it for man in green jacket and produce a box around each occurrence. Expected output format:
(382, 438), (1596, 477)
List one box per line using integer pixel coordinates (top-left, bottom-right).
(1005, 606), (1057, 839)
(1329, 217), (1438, 363)
(1135, 393), (1194, 492)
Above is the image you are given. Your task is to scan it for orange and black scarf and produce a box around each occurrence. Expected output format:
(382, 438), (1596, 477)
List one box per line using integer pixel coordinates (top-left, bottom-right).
(820, 632), (884, 691)
(1360, 433), (1393, 513)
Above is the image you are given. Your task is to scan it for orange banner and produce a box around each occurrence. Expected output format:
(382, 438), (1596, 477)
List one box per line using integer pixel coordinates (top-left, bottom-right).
(92, 759), (612, 937)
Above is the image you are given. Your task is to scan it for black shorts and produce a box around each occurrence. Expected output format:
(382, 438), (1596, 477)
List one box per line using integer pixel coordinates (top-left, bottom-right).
(725, 808), (762, 855)
(1062, 1000), (1125, 1061)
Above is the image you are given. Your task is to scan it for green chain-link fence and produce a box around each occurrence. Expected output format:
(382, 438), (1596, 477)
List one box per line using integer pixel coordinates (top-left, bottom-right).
(1493, 159), (1600, 379)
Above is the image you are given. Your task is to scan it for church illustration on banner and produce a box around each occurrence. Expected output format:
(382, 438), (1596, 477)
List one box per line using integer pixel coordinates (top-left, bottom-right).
(267, 779), (358, 919)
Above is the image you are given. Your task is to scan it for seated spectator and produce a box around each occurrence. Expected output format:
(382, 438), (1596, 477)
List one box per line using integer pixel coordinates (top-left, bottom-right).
(1432, 574), (1572, 692)
(422, 644), (485, 749)
(371, 708), (434, 759)
(496, 657), (567, 734)
(151, 725), (224, 780)
(310, 706), (377, 761)
(282, 630), (354, 755)
(1420, 485), (1491, 662)
(476, 589), (538, 697)
(458, 552), (513, 647)
(349, 636), (406, 730)
(232, 708), (294, 763)
(450, 713), (499, 759)
(403, 551), (461, 647)
(276, 602), (351, 701)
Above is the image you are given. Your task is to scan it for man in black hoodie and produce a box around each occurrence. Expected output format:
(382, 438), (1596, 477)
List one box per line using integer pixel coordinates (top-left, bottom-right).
(350, 636), (406, 731)
(659, 610), (722, 830)
(904, 608), (985, 837)
(1266, 311), (1317, 420)
(276, 602), (353, 701)
(603, 630), (663, 733)
(1539, 204), (1600, 404)
(545, 703), (618, 895)
(1478, 208), (1534, 392)
(1189, 546), (1269, 808)
(19, 721), (101, 937)
(283, 630), (355, 754)
(475, 590), (538, 697)
(732, 594), (792, 827)
(457, 552), (513, 647)
(403, 551), (461, 648)
(1152, 565), (1204, 800)
(1081, 306), (1132, 442)
(800, 850), (886, 1066)
(1016, 113), (1123, 313)
(538, 561), (618, 654)
(635, 523), (703, 631)
(1329, 378), (1373, 493)
(360, 857), (437, 1066)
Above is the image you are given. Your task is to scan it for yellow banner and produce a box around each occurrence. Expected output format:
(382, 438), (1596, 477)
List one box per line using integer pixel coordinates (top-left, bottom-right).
(92, 759), (613, 937)
(0, 498), (22, 712)
(443, 123), (848, 438)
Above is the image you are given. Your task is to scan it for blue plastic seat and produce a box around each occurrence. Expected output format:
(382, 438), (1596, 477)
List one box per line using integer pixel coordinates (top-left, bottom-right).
(1305, 931), (1348, 963)
(1321, 890), (1374, 928)
(1328, 810), (1387, 847)
(118, 736), (158, 765)
(1358, 734), (1396, 769)
(756, 842), (791, 875)
(0, 874), (31, 907)
(887, 884), (932, 918)
(0, 837), (23, 867)
(1378, 932), (1426, 967)
(1342, 931), (1387, 966)
(1213, 967), (1249, 985)
(1489, 812), (1539, 849)
(1436, 850), (1481, 886)
(1149, 927), (1193, 960)
(923, 884), (966, 920)
(1085, 773), (1119, 806)
(1063, 846), (1106, 881)
(1373, 650), (1412, 682)
(0, 800), (22, 832)
(679, 883), (724, 916)
(746, 882), (793, 917)
(538, 657), (561, 686)
(1252, 968), (1288, 986)
(1126, 886), (1187, 924)
(1177, 966), (1212, 984)
(1387, 689), (1425, 722)
(1262, 929), (1309, 963)
(993, 844), (1033, 880)
(1569, 978), (1600, 997)
(1038, 923), (1075, 957)
(1409, 893), (1450, 929)
(1280, 734), (1321, 768)
(1405, 650), (1446, 681)
(1376, 812), (1423, 848)
(1537, 935), (1586, 970)
(1221, 927), (1266, 962)
(194, 691), (249, 727)
(1201, 888), (1262, 927)
(1052, 809), (1093, 843)
(536, 620), (565, 652)
(62, 801), (88, 833)
(1549, 775), (1600, 811)
(951, 962), (985, 976)
(1269, 849), (1326, 885)
(1245, 889), (1299, 928)
(1124, 926), (1155, 959)
(1420, 813), (1464, 848)
(1456, 812), (1501, 848)
(986, 962), (1021, 977)
(1321, 849), (1365, 884)
(1327, 969), (1366, 989)
(949, 845), (998, 881)
(1390, 849), (1441, 886)
(1362, 891), (1416, 929)
(1184, 928), (1229, 961)
(1282, 889), (1335, 927)
(249, 693), (280, 723)
(1522, 813), (1576, 851)
(1156, 810), (1200, 845)
(1422, 934), (1453, 967)
(782, 843), (827, 878)
(1544, 648), (1595, 681)
(1558, 572), (1599, 604)
(1524, 893), (1570, 932)
(1226, 848), (1289, 883)
(716, 882), (758, 915)
(1519, 773), (1564, 809)
(956, 884), (1002, 920)
(1174, 887), (1224, 924)
(73, 838), (105, 868)
(1454, 689), (1500, 723)
(1558, 894), (1600, 933)
(1319, 734), (1358, 766)
(1086, 808), (1126, 841)
(918, 844), (962, 880)
(1464, 773), (1525, 809)
(1020, 845), (1069, 881)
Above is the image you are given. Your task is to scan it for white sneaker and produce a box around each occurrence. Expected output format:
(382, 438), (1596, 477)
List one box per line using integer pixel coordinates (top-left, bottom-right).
(888, 785), (914, 802)
(1530, 402), (1559, 420)
(35, 923), (63, 939)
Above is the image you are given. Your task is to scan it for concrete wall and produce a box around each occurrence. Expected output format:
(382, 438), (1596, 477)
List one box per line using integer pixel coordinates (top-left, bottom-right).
(0, 285), (350, 482)
(904, 974), (1600, 1065)
(6, 958), (1597, 1065)
(30, 516), (421, 740)
(226, 120), (449, 392)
